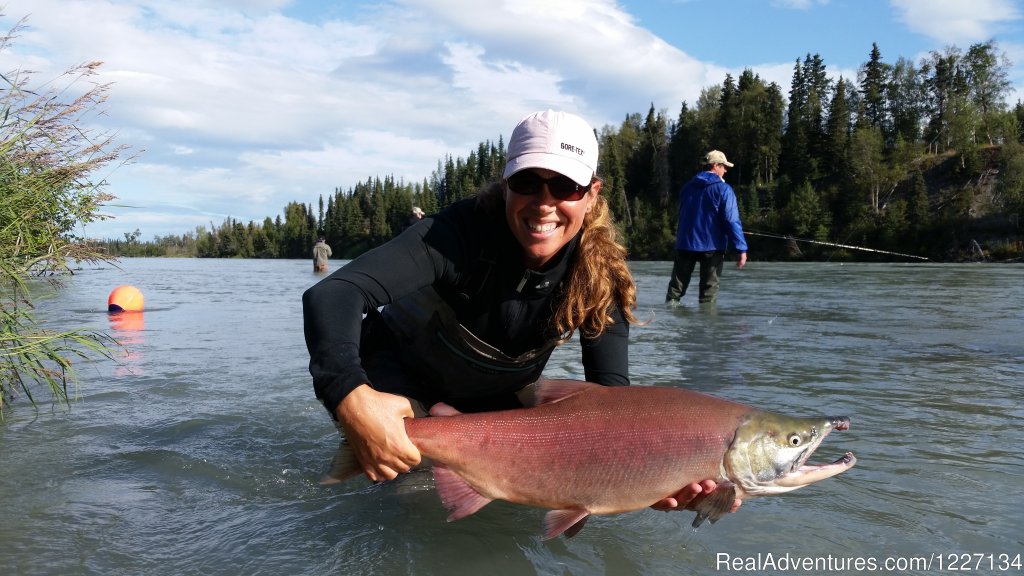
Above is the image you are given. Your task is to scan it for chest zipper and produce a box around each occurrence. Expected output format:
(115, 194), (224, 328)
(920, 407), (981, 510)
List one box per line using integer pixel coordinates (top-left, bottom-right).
(515, 271), (529, 293)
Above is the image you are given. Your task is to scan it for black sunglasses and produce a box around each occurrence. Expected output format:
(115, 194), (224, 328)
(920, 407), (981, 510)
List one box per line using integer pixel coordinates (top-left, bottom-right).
(506, 170), (592, 202)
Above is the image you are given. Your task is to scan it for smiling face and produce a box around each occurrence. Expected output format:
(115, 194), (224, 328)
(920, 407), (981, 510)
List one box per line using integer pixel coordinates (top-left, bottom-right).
(504, 167), (600, 269)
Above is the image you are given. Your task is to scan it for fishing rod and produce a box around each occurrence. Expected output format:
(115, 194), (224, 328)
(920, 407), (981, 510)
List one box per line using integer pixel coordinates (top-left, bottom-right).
(745, 230), (930, 261)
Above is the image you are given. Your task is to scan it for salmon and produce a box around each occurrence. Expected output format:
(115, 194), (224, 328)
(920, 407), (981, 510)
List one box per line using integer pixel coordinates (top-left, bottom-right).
(325, 379), (856, 539)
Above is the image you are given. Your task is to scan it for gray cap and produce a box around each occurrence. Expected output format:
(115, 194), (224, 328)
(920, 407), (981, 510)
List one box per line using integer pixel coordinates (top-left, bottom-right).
(704, 150), (734, 167)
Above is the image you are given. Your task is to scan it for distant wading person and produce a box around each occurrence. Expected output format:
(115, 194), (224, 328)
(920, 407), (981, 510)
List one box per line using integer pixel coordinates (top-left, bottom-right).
(405, 206), (425, 230)
(666, 150), (748, 305)
(303, 109), (741, 515)
(313, 237), (332, 273)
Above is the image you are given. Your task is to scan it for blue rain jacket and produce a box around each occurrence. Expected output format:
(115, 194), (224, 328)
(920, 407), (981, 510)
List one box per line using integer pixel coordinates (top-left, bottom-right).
(674, 171), (748, 252)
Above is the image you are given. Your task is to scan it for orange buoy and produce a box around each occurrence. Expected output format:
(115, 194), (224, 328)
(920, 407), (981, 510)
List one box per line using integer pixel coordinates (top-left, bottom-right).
(108, 285), (144, 312)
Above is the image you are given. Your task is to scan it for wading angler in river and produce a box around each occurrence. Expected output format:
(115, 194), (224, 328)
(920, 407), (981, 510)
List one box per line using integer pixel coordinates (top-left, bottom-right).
(303, 109), (741, 517)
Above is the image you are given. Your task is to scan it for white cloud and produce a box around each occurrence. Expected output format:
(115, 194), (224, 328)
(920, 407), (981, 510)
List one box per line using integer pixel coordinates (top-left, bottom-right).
(394, 0), (717, 121)
(890, 0), (1023, 46)
(441, 42), (576, 111)
(0, 0), (830, 239)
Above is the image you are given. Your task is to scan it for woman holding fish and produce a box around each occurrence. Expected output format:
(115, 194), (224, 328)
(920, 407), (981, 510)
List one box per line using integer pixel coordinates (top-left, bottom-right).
(303, 110), (736, 514)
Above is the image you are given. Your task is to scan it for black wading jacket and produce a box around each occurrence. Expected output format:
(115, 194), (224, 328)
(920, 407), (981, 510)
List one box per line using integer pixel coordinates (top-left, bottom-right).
(302, 195), (629, 415)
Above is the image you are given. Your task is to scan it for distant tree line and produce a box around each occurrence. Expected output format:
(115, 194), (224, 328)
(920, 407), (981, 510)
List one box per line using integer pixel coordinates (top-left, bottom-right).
(98, 40), (1024, 262)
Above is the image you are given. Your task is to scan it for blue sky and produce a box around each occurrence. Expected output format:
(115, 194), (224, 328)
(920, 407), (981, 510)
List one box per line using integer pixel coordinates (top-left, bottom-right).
(1, 0), (1022, 240)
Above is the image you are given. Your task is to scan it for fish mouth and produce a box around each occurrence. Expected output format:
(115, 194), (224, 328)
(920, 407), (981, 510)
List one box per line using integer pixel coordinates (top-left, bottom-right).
(776, 416), (855, 488)
(778, 451), (857, 487)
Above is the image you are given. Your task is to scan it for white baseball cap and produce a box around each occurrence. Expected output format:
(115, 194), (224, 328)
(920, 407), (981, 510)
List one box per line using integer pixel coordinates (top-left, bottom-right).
(502, 110), (598, 186)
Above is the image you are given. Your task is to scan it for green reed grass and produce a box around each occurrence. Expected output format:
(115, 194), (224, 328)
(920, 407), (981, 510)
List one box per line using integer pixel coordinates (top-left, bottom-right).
(0, 16), (132, 416)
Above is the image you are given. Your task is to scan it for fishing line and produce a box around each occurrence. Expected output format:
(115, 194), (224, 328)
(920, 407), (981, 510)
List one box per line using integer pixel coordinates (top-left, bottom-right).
(745, 230), (929, 261)
(742, 230), (927, 331)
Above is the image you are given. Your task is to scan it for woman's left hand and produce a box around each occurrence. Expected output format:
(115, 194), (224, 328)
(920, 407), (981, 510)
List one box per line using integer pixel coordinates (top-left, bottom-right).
(650, 479), (742, 512)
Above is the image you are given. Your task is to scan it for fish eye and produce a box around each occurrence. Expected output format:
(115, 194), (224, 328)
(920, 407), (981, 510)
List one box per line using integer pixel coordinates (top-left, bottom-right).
(787, 433), (802, 447)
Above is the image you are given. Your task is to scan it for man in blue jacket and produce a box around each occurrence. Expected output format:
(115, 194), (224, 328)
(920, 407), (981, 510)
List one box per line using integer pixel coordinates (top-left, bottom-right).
(666, 150), (748, 305)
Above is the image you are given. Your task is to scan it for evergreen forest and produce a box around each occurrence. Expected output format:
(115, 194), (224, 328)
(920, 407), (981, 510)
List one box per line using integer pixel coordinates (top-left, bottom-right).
(98, 41), (1024, 262)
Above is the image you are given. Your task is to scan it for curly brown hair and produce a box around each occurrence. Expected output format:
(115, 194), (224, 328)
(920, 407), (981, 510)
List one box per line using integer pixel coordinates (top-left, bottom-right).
(476, 181), (638, 340)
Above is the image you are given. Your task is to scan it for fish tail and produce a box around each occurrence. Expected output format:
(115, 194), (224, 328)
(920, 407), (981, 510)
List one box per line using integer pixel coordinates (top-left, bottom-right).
(320, 438), (362, 485)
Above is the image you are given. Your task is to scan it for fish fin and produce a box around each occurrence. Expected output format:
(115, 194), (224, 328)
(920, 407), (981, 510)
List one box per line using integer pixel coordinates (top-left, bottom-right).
(429, 402), (462, 417)
(543, 509), (590, 540)
(533, 379), (600, 406)
(433, 465), (492, 521)
(320, 438), (362, 485)
(690, 482), (737, 528)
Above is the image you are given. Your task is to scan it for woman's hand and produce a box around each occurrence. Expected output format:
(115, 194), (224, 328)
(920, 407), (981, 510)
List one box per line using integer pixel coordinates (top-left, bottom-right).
(650, 479), (742, 513)
(335, 384), (421, 482)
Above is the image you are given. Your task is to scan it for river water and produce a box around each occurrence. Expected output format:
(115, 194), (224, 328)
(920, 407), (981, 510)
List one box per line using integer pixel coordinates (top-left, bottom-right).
(1, 258), (1022, 575)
